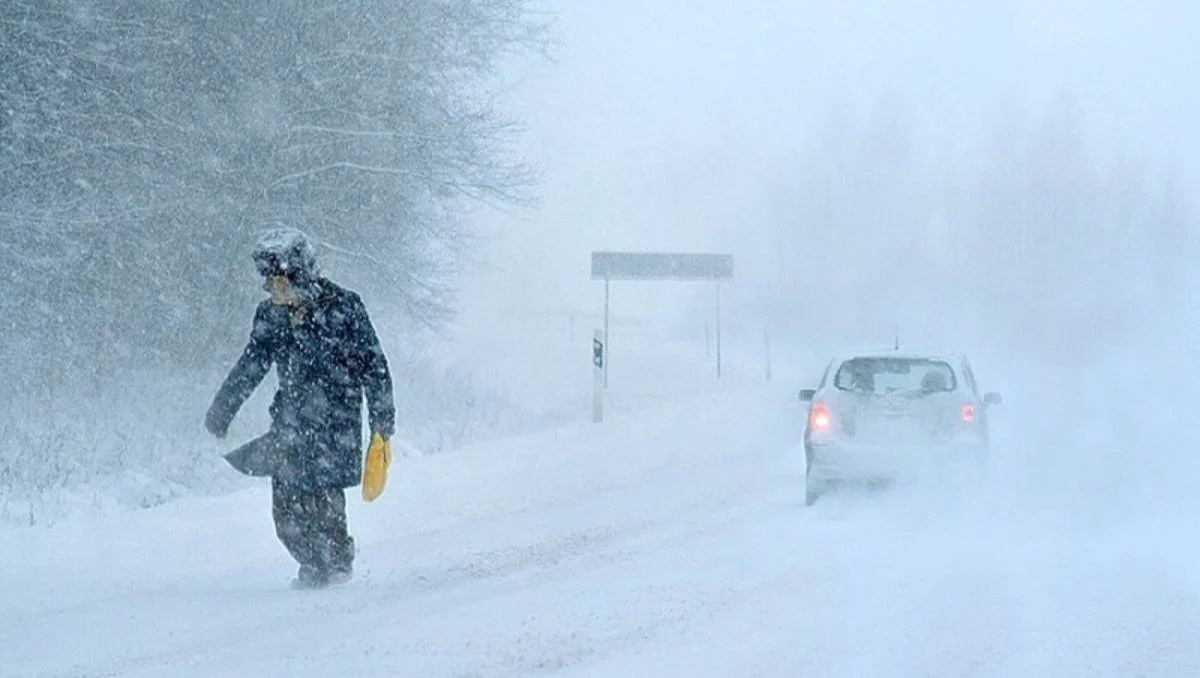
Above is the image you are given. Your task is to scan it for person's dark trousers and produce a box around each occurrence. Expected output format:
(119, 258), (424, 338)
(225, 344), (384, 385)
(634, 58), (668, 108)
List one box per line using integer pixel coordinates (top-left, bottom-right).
(271, 478), (355, 580)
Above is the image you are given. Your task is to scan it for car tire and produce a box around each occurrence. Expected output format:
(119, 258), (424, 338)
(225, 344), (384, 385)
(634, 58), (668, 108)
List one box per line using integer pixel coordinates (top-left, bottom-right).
(805, 479), (822, 507)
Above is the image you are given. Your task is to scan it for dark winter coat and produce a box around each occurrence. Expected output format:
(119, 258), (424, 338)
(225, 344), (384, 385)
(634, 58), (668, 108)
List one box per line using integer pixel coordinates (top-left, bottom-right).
(206, 278), (395, 490)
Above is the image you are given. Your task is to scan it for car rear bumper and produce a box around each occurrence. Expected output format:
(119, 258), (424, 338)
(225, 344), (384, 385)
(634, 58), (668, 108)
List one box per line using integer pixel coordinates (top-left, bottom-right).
(806, 434), (986, 484)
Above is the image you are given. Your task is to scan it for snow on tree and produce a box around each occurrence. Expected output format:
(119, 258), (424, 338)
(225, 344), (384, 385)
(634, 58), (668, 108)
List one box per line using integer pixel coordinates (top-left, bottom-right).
(0, 0), (551, 388)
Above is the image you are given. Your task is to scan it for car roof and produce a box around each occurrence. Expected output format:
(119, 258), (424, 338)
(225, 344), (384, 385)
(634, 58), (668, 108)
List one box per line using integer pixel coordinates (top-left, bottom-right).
(827, 348), (968, 365)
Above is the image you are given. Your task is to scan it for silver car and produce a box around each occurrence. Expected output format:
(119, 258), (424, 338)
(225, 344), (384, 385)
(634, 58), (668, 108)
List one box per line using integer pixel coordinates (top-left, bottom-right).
(799, 350), (1002, 506)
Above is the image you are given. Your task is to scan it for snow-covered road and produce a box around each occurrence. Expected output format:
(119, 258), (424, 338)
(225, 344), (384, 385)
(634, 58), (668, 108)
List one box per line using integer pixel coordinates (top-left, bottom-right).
(5, 382), (1200, 677)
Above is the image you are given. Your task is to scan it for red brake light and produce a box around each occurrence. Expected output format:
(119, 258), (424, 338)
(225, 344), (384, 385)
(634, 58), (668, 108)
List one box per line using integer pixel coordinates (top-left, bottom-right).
(811, 401), (832, 431)
(961, 403), (976, 423)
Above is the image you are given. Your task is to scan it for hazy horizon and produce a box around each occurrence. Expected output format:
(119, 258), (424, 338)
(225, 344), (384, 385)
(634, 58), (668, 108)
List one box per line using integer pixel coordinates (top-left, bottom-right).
(458, 0), (1200, 362)
(9, 5), (1200, 674)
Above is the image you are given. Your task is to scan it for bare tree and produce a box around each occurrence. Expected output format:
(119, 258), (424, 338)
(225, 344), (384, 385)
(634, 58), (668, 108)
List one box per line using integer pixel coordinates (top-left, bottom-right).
(0, 0), (551, 389)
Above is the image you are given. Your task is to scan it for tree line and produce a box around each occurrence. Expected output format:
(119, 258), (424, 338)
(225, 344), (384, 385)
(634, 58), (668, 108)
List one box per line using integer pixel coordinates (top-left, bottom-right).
(0, 0), (549, 392)
(739, 99), (1192, 364)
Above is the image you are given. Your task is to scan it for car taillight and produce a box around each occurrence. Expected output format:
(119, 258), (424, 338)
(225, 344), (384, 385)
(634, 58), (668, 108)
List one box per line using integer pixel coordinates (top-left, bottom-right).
(961, 403), (976, 423)
(811, 401), (832, 431)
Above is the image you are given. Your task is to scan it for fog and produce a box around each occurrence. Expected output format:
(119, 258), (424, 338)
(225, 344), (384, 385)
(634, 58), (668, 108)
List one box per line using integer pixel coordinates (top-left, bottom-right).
(7, 2), (1200, 674)
(465, 0), (1199, 362)
(0, 0), (1194, 525)
(453, 0), (1200, 537)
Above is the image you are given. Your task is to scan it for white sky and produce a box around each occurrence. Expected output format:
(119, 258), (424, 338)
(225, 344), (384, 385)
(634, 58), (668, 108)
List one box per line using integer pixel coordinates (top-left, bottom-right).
(457, 0), (1200, 331)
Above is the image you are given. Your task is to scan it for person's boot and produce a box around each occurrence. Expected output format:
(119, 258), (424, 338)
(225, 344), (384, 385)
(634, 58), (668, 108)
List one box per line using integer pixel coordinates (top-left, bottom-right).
(326, 564), (353, 587)
(290, 564), (329, 590)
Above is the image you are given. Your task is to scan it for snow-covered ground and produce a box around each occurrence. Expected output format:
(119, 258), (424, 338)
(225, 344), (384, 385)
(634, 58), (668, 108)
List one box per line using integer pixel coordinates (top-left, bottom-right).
(0, 307), (779, 528)
(6, 333), (1200, 676)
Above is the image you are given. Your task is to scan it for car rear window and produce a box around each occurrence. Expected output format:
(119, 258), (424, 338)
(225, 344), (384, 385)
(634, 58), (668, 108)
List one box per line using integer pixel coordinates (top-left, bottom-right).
(833, 357), (957, 395)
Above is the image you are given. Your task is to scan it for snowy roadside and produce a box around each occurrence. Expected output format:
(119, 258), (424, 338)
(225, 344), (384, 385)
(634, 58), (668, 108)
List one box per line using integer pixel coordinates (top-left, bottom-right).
(1, 307), (799, 529)
(0, 381), (802, 677)
(7, 351), (1200, 677)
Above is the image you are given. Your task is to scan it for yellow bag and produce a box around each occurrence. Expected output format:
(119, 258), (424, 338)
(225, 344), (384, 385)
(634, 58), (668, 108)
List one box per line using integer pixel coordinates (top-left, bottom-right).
(362, 432), (392, 501)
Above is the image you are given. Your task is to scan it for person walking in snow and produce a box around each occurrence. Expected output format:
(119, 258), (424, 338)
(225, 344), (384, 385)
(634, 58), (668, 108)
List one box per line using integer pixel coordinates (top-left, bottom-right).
(205, 226), (395, 589)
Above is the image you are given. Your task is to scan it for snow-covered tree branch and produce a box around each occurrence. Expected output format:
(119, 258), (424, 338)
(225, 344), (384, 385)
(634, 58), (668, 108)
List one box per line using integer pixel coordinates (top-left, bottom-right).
(0, 0), (550, 387)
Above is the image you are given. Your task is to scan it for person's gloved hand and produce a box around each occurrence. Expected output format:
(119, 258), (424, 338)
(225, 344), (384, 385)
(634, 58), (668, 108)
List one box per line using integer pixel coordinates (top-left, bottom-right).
(362, 431), (392, 502)
(205, 405), (232, 439)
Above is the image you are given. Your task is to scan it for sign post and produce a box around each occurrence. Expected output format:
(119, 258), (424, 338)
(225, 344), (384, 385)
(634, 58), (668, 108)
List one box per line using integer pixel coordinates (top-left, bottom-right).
(715, 280), (722, 379)
(590, 251), (734, 385)
(763, 328), (772, 382)
(603, 274), (610, 388)
(592, 329), (605, 423)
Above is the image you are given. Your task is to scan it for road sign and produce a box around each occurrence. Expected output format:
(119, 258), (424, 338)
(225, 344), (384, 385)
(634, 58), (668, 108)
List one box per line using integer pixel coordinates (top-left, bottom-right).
(590, 251), (733, 281)
(590, 250), (735, 391)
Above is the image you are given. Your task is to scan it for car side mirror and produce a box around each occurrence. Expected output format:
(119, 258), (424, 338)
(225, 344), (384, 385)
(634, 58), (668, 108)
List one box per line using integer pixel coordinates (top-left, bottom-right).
(798, 388), (816, 402)
(983, 392), (1002, 406)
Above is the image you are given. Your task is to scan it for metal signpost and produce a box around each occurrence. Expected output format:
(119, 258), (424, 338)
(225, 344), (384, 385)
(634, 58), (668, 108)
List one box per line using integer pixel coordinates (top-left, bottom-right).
(590, 251), (734, 391)
(592, 329), (605, 422)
